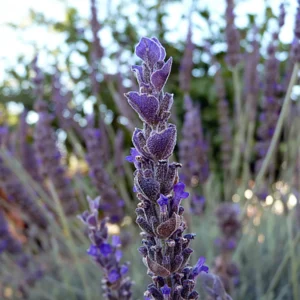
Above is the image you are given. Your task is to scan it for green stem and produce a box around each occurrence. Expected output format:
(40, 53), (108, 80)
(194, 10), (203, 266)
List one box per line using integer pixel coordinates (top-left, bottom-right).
(255, 63), (299, 189)
(287, 214), (298, 300)
(265, 232), (300, 296)
(232, 66), (242, 121)
(47, 180), (92, 300)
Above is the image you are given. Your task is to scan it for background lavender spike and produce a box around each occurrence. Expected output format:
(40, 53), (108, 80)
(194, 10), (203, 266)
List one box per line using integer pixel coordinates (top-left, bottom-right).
(89, 0), (104, 99)
(179, 21), (194, 94)
(84, 122), (124, 223)
(79, 196), (132, 300)
(107, 70), (138, 131)
(214, 203), (241, 294)
(254, 38), (280, 180)
(225, 0), (240, 68)
(0, 127), (48, 229)
(114, 129), (125, 176)
(31, 55), (44, 102)
(179, 97), (210, 188)
(18, 110), (43, 183)
(51, 69), (83, 137)
(125, 37), (209, 300)
(243, 26), (260, 122)
(34, 100), (78, 215)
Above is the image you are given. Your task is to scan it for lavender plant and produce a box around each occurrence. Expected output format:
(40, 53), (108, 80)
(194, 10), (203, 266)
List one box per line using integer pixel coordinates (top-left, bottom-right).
(0, 127), (48, 230)
(225, 0), (240, 69)
(179, 97), (210, 189)
(179, 22), (194, 95)
(51, 69), (82, 137)
(125, 37), (209, 299)
(18, 110), (43, 184)
(79, 196), (132, 300)
(34, 100), (78, 215)
(215, 70), (232, 176)
(84, 122), (124, 223)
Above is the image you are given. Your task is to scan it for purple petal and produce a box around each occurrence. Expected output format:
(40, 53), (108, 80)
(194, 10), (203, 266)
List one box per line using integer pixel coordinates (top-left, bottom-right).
(146, 124), (177, 160)
(86, 214), (97, 227)
(120, 264), (129, 275)
(151, 37), (166, 61)
(115, 249), (123, 262)
(126, 92), (159, 124)
(161, 284), (171, 295)
(151, 57), (172, 91)
(132, 128), (151, 159)
(100, 243), (112, 256)
(135, 37), (161, 67)
(87, 245), (98, 257)
(132, 65), (145, 85)
(157, 194), (169, 207)
(108, 269), (120, 283)
(112, 235), (121, 247)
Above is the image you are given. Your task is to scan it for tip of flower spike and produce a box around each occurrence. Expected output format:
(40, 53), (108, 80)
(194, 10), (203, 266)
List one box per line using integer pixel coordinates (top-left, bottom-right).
(87, 195), (101, 211)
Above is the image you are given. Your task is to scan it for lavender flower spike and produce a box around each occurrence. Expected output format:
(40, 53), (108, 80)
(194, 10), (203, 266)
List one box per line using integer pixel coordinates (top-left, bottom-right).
(78, 196), (132, 300)
(126, 37), (208, 300)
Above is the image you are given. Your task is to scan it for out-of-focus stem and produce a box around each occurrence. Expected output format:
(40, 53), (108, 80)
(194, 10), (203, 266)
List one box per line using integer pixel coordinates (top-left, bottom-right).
(287, 214), (298, 300)
(47, 180), (92, 300)
(240, 109), (256, 197)
(255, 63), (299, 190)
(265, 232), (300, 296)
(232, 66), (242, 120)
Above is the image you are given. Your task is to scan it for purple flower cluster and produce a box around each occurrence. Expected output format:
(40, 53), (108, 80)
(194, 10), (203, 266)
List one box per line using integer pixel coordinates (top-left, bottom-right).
(0, 127), (48, 230)
(34, 100), (78, 215)
(214, 203), (241, 293)
(84, 124), (124, 223)
(255, 40), (280, 176)
(89, 0), (104, 99)
(18, 110), (43, 183)
(179, 24), (194, 94)
(243, 27), (260, 123)
(51, 70), (82, 137)
(179, 96), (210, 188)
(225, 0), (240, 68)
(78, 196), (132, 299)
(125, 37), (208, 299)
